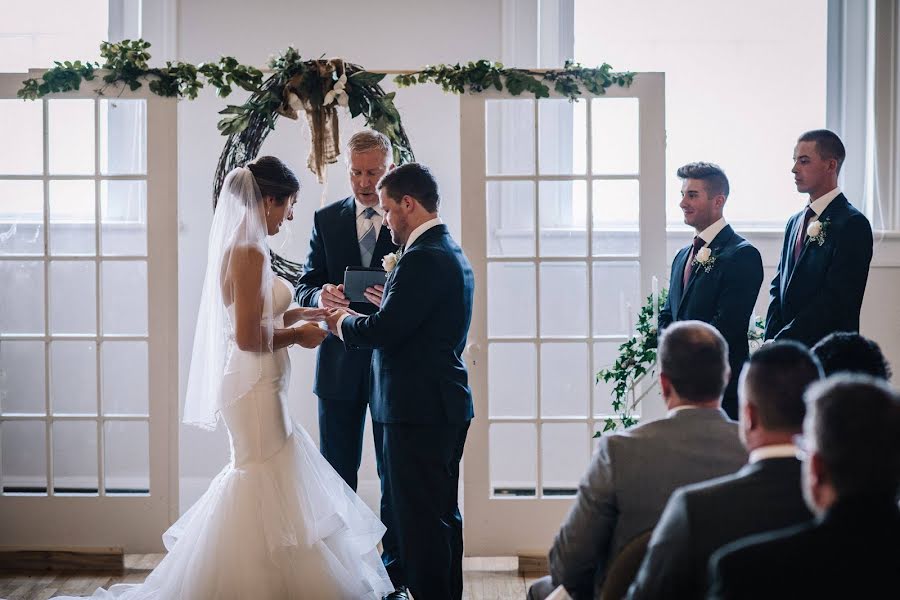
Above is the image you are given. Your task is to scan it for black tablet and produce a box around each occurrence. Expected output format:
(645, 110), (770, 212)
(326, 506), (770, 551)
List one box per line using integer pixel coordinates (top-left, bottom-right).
(343, 266), (388, 303)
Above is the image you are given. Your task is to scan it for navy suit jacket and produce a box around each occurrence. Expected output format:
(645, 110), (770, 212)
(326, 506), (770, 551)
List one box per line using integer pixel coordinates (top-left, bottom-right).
(341, 224), (475, 425)
(295, 196), (398, 399)
(659, 225), (763, 395)
(765, 194), (873, 347)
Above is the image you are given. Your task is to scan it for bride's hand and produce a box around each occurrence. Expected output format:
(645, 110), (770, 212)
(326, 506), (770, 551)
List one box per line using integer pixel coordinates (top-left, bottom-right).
(293, 322), (328, 349)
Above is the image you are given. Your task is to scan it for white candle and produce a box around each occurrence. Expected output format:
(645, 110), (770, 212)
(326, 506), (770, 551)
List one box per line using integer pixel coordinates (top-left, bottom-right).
(651, 275), (659, 326)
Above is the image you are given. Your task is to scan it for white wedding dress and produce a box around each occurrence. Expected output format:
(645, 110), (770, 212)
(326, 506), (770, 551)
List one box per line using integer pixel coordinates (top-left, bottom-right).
(61, 276), (395, 599)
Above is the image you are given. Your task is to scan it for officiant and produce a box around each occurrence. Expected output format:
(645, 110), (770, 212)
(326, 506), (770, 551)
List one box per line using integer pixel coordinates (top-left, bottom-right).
(295, 129), (398, 491)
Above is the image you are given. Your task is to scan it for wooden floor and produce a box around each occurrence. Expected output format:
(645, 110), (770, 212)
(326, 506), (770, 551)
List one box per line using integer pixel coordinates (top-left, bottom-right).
(0, 555), (541, 599)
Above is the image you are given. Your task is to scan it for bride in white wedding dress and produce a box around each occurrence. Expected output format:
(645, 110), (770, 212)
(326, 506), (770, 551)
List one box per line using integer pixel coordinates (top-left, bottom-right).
(58, 157), (395, 599)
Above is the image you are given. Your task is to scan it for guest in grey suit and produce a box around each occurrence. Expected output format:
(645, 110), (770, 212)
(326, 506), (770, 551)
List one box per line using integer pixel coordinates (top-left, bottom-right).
(527, 321), (747, 600)
(627, 341), (822, 599)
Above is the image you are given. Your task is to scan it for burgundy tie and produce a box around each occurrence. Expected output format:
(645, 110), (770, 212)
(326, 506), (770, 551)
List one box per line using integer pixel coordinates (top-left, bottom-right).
(793, 207), (816, 263)
(683, 236), (705, 287)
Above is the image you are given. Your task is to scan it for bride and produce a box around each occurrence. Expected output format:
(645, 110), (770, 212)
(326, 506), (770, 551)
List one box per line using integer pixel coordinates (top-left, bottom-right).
(59, 157), (395, 599)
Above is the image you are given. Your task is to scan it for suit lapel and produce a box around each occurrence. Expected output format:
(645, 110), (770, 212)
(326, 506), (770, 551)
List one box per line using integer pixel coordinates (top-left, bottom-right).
(340, 197), (363, 266)
(372, 225), (396, 268)
(670, 247), (690, 317)
(677, 226), (735, 318)
(785, 196), (845, 295)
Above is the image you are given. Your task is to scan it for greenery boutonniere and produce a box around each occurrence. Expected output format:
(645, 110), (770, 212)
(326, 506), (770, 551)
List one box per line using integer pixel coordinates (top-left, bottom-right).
(806, 217), (830, 246)
(691, 246), (716, 273)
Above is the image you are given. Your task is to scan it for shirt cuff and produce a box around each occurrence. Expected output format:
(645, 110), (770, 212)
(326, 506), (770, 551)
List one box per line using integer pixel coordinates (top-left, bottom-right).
(316, 291), (324, 309)
(336, 313), (350, 341)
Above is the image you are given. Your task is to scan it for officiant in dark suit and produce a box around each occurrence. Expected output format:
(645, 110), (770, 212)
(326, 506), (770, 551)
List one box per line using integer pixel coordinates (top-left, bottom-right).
(765, 129), (873, 348)
(294, 130), (398, 488)
(659, 162), (763, 419)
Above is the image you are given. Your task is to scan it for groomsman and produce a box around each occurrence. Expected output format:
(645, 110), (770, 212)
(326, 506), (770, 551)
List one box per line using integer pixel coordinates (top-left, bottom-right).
(765, 130), (873, 347)
(659, 162), (763, 419)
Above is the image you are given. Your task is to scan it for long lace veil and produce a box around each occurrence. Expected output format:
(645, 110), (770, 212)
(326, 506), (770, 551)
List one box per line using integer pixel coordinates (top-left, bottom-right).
(184, 167), (275, 430)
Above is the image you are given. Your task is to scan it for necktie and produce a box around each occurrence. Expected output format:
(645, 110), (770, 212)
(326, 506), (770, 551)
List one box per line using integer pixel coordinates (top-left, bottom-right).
(359, 207), (378, 267)
(682, 236), (705, 287)
(793, 207), (816, 264)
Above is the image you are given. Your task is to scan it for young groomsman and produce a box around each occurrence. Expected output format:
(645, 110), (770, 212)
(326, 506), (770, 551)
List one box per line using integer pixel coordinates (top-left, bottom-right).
(659, 162), (763, 419)
(765, 130), (873, 348)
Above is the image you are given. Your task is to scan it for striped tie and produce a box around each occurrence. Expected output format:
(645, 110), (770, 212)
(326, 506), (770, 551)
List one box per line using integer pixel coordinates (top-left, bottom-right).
(359, 207), (377, 267)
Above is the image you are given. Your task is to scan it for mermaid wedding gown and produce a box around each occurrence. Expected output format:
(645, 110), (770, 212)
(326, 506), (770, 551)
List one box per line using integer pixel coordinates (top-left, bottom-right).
(62, 276), (395, 599)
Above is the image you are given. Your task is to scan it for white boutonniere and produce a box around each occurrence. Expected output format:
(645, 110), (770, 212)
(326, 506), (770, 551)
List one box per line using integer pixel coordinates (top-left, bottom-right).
(806, 217), (830, 246)
(692, 246), (716, 273)
(382, 250), (402, 273)
(323, 73), (349, 107)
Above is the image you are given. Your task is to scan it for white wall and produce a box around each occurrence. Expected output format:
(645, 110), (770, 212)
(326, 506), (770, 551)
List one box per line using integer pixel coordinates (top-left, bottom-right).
(176, 0), (503, 510)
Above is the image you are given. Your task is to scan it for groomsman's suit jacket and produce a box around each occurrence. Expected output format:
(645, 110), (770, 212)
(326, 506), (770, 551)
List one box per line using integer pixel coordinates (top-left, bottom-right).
(295, 196), (398, 401)
(765, 193), (873, 347)
(341, 223), (475, 424)
(659, 225), (763, 417)
(708, 496), (900, 599)
(627, 456), (813, 600)
(548, 408), (747, 600)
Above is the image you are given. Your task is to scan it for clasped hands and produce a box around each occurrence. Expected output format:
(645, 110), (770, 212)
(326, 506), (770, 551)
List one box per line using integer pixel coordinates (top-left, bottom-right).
(319, 282), (385, 335)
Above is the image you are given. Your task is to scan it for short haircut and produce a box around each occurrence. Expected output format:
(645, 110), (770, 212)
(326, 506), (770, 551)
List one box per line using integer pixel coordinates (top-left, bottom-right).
(798, 129), (846, 174)
(805, 375), (900, 499)
(347, 129), (392, 161)
(658, 321), (729, 402)
(811, 332), (892, 380)
(377, 162), (440, 213)
(743, 341), (824, 432)
(676, 162), (730, 199)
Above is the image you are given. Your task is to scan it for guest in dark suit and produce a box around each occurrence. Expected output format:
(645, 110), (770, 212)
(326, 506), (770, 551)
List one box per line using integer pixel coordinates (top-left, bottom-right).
(765, 130), (874, 347)
(295, 130), (398, 492)
(325, 163), (475, 600)
(659, 162), (763, 419)
(811, 331), (892, 379)
(627, 341), (822, 600)
(527, 321), (747, 600)
(708, 375), (900, 599)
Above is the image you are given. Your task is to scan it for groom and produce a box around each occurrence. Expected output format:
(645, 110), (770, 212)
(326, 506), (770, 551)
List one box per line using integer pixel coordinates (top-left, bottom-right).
(325, 163), (475, 600)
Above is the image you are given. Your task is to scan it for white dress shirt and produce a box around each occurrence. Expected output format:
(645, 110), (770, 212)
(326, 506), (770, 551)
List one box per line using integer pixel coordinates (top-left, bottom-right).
(748, 443), (799, 463)
(355, 199), (384, 239)
(696, 217), (728, 247)
(807, 187), (841, 217)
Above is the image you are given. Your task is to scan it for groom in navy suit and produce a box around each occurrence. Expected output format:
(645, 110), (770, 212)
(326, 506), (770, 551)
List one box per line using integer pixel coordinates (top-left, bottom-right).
(659, 162), (763, 419)
(326, 163), (475, 600)
(295, 130), (398, 491)
(765, 130), (873, 348)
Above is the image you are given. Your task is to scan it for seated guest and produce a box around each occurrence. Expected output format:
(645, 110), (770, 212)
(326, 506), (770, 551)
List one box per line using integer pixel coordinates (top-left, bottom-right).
(811, 331), (892, 379)
(708, 375), (900, 599)
(627, 341), (822, 599)
(527, 321), (747, 600)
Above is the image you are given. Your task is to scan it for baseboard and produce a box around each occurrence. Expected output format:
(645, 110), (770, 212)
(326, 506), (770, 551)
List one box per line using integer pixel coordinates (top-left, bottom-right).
(519, 553), (549, 576)
(0, 547), (124, 573)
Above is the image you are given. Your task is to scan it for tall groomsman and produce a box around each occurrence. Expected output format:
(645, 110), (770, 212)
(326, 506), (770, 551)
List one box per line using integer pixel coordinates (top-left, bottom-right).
(765, 130), (873, 347)
(659, 162), (763, 419)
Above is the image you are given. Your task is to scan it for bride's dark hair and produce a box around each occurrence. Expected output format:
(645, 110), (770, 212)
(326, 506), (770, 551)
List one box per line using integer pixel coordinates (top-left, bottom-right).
(246, 156), (300, 204)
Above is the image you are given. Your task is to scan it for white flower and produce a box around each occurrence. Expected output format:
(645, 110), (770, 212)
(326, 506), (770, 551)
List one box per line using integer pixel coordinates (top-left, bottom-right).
(807, 220), (822, 238)
(382, 252), (400, 272)
(323, 89), (336, 106)
(695, 246), (712, 264)
(287, 92), (303, 111)
(333, 74), (347, 92)
(337, 92), (349, 107)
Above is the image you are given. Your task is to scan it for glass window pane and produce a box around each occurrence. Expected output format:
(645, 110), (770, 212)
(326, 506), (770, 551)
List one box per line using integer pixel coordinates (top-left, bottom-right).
(486, 99), (534, 175)
(52, 420), (98, 495)
(591, 98), (639, 175)
(541, 343), (589, 417)
(539, 99), (586, 175)
(102, 261), (147, 335)
(490, 423), (536, 496)
(0, 180), (44, 255)
(593, 341), (623, 417)
(488, 262), (536, 338)
(104, 420), (149, 494)
(540, 262), (588, 337)
(102, 341), (148, 415)
(0, 99), (42, 174)
(100, 99), (146, 175)
(101, 180), (146, 256)
(592, 262), (640, 336)
(593, 180), (640, 256)
(539, 181), (587, 257)
(1, 420), (46, 495)
(541, 423), (589, 496)
(49, 260), (96, 334)
(48, 99), (95, 175)
(487, 181), (534, 258)
(49, 180), (95, 255)
(50, 341), (96, 415)
(0, 261), (44, 334)
(488, 343), (536, 418)
(0, 341), (45, 415)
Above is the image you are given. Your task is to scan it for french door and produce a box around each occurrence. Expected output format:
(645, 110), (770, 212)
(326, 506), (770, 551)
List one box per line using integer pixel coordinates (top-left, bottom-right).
(461, 73), (666, 554)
